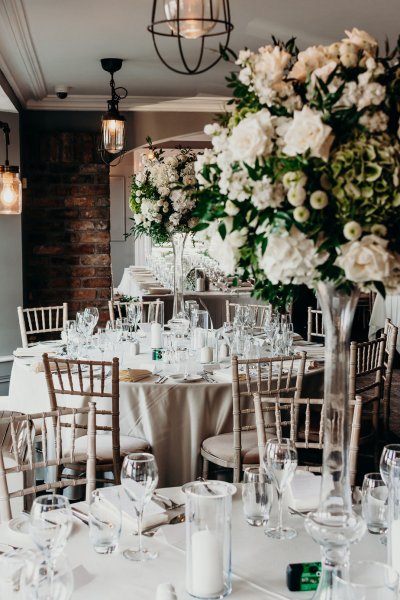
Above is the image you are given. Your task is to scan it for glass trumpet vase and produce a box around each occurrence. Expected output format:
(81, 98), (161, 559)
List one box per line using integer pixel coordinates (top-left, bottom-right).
(304, 282), (366, 600)
(170, 231), (188, 319)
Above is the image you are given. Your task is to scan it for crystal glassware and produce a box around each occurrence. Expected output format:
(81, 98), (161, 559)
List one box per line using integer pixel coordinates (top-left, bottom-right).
(121, 452), (159, 562)
(242, 466), (273, 527)
(89, 489), (122, 554)
(361, 472), (388, 535)
(333, 560), (399, 599)
(30, 495), (72, 560)
(263, 437), (297, 540)
(22, 550), (73, 600)
(380, 444), (400, 486)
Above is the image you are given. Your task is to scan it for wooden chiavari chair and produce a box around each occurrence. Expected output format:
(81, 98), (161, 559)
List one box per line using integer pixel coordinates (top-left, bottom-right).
(17, 303), (68, 348)
(225, 301), (269, 328)
(382, 318), (399, 436)
(307, 307), (325, 343)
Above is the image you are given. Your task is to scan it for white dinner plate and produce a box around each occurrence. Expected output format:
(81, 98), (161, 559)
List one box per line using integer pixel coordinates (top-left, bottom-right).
(8, 514), (30, 535)
(168, 374), (203, 384)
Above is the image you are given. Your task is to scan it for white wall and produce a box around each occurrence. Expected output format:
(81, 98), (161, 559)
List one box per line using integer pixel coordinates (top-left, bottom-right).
(0, 110), (22, 391)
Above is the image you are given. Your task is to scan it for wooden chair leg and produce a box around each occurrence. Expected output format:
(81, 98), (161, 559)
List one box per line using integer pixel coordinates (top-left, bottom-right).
(202, 458), (209, 479)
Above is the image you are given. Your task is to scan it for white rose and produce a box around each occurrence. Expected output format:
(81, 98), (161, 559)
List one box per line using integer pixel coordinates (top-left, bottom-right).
(287, 185), (306, 206)
(293, 206), (310, 222)
(225, 199), (240, 216)
(258, 226), (328, 286)
(343, 221), (362, 241)
(335, 235), (392, 283)
(228, 110), (274, 165)
(343, 28), (378, 54)
(280, 106), (334, 160)
(310, 190), (329, 209)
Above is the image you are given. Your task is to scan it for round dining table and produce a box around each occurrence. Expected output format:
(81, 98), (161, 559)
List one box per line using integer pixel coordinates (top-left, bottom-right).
(8, 341), (324, 487)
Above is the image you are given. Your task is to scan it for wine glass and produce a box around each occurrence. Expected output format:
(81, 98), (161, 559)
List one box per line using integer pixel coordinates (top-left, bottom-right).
(84, 307), (99, 329)
(30, 495), (72, 560)
(380, 444), (400, 486)
(22, 550), (73, 600)
(127, 303), (142, 340)
(263, 437), (298, 540)
(121, 452), (159, 562)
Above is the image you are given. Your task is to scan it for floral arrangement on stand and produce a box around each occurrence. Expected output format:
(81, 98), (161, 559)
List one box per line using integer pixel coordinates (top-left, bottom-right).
(129, 138), (199, 318)
(129, 138), (198, 244)
(194, 29), (400, 599)
(195, 28), (400, 309)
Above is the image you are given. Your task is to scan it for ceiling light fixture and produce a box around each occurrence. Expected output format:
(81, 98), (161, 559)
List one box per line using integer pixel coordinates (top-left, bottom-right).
(148, 0), (233, 75)
(0, 121), (22, 215)
(100, 58), (128, 165)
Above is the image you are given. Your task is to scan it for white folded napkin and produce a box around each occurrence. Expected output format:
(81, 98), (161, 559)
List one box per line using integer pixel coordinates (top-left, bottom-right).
(13, 344), (59, 357)
(287, 471), (321, 512)
(99, 485), (168, 533)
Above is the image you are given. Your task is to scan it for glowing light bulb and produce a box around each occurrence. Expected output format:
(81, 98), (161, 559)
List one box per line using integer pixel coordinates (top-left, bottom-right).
(0, 169), (22, 214)
(102, 117), (125, 154)
(164, 0), (221, 39)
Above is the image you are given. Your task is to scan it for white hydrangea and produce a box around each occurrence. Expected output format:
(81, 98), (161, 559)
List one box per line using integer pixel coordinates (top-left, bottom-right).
(251, 178), (285, 210)
(258, 226), (328, 286)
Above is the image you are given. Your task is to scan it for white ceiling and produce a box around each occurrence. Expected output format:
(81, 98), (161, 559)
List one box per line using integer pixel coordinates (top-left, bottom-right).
(0, 0), (398, 112)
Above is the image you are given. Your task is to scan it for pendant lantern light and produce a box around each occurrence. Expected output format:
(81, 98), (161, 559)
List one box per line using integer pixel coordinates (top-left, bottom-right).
(148, 0), (233, 75)
(0, 121), (22, 214)
(99, 58), (128, 165)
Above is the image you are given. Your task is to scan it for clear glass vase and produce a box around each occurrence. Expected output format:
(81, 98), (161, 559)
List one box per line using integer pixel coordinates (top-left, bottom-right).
(305, 281), (366, 600)
(170, 231), (188, 319)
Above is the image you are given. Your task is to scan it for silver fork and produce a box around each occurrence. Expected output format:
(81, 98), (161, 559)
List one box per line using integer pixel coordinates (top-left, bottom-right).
(153, 492), (184, 510)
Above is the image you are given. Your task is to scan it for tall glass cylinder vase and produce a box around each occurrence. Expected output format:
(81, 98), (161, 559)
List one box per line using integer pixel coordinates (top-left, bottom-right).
(170, 231), (188, 319)
(305, 282), (366, 600)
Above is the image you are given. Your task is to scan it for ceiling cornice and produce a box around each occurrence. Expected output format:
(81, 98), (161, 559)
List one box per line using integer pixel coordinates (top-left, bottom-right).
(25, 94), (231, 113)
(0, 0), (46, 101)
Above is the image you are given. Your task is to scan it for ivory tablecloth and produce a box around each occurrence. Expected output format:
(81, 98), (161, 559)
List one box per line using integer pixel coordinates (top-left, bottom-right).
(369, 293), (400, 352)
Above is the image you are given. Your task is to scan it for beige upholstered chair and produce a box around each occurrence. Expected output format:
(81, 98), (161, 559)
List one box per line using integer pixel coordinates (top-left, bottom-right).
(307, 307), (325, 342)
(17, 303), (68, 348)
(42, 354), (151, 486)
(382, 319), (399, 436)
(225, 301), (268, 328)
(0, 404), (97, 522)
(252, 393), (363, 487)
(349, 335), (386, 461)
(200, 352), (306, 482)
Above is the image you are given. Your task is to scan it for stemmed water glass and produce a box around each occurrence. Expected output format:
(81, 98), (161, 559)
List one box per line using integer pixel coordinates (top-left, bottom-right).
(30, 495), (72, 559)
(127, 303), (142, 341)
(263, 437), (298, 540)
(121, 452), (159, 562)
(105, 319), (123, 357)
(84, 307), (99, 329)
(380, 444), (400, 486)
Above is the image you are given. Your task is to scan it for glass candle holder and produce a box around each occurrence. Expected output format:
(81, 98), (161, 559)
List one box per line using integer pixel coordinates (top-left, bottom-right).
(183, 481), (236, 599)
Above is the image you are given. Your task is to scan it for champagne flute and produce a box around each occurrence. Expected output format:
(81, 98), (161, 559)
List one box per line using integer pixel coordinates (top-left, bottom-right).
(263, 437), (298, 540)
(121, 452), (159, 561)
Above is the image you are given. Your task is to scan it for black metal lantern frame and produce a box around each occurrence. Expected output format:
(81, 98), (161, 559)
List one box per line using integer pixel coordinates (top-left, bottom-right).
(99, 58), (128, 166)
(148, 0), (233, 75)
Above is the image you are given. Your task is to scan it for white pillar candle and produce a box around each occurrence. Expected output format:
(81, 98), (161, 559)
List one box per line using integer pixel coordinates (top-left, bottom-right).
(219, 343), (229, 359)
(190, 530), (224, 597)
(391, 519), (400, 574)
(194, 327), (206, 349)
(200, 346), (213, 364)
(151, 322), (162, 349)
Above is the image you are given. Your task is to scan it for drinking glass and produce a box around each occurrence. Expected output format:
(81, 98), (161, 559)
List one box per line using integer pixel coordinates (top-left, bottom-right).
(380, 444), (400, 486)
(242, 466), (273, 526)
(89, 489), (121, 554)
(22, 550), (73, 600)
(127, 303), (142, 340)
(333, 560), (399, 599)
(105, 319), (123, 357)
(263, 437), (298, 540)
(30, 495), (72, 559)
(121, 452), (159, 561)
(361, 472), (388, 535)
(84, 307), (99, 329)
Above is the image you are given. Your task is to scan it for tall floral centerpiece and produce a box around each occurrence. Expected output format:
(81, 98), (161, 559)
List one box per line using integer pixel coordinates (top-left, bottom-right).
(130, 140), (198, 318)
(195, 29), (400, 598)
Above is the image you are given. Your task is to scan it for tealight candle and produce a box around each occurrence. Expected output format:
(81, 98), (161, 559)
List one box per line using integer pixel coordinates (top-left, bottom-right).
(200, 346), (213, 364)
(190, 530), (224, 597)
(151, 322), (162, 349)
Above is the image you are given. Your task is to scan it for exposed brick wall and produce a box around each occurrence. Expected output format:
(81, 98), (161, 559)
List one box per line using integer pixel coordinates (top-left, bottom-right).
(21, 131), (111, 323)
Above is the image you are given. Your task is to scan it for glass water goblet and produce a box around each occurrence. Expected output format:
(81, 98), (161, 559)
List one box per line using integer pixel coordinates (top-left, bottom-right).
(380, 444), (400, 486)
(30, 495), (72, 560)
(263, 437), (298, 540)
(84, 307), (99, 329)
(121, 452), (159, 562)
(127, 303), (142, 341)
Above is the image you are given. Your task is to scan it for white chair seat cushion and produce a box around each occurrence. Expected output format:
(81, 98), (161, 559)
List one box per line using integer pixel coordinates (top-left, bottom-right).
(67, 434), (150, 462)
(201, 431), (259, 465)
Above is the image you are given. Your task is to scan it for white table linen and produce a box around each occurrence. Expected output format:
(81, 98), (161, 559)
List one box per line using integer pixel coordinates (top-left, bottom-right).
(0, 485), (385, 599)
(369, 293), (400, 352)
